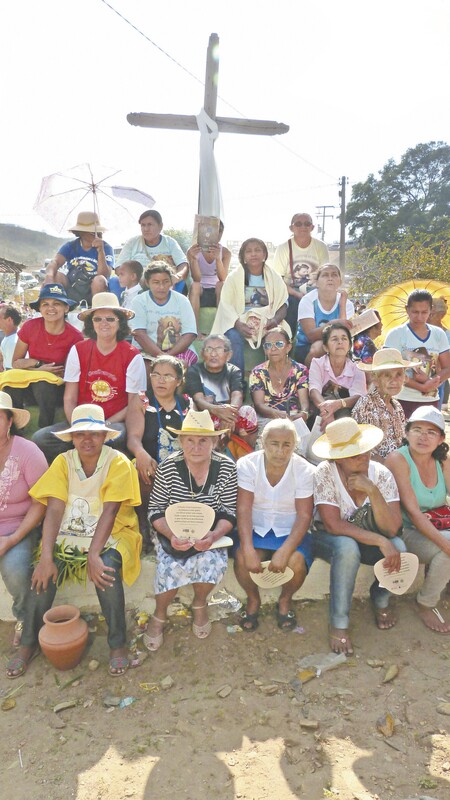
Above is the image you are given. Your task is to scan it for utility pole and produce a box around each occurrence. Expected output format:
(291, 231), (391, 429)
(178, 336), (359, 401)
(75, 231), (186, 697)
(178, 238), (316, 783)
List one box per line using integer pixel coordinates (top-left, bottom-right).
(338, 176), (348, 271)
(315, 205), (334, 241)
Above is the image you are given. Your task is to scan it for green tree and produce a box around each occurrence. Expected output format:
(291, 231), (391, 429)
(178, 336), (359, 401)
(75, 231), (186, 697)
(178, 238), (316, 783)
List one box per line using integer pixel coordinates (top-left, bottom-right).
(348, 235), (450, 298)
(164, 227), (192, 254)
(346, 141), (450, 247)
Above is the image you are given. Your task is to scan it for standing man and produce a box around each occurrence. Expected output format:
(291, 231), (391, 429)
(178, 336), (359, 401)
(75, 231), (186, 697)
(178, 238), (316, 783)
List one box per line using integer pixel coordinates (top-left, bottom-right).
(384, 289), (450, 417)
(273, 212), (329, 335)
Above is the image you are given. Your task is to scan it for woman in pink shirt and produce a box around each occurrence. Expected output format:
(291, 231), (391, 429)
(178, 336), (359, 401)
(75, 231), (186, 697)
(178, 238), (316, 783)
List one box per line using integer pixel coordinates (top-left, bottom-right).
(0, 393), (47, 646)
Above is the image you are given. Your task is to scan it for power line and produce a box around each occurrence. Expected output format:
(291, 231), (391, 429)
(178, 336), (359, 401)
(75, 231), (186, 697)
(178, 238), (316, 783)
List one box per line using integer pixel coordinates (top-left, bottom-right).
(98, 0), (338, 182)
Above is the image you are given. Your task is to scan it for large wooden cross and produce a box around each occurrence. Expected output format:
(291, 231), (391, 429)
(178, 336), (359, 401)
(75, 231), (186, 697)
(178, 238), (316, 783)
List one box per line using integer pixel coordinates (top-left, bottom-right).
(127, 33), (289, 216)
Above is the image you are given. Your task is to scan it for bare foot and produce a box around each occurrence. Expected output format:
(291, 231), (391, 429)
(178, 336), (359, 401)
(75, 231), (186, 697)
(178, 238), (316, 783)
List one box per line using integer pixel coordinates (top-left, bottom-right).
(374, 606), (397, 630)
(109, 647), (129, 676)
(415, 602), (450, 633)
(329, 627), (353, 655)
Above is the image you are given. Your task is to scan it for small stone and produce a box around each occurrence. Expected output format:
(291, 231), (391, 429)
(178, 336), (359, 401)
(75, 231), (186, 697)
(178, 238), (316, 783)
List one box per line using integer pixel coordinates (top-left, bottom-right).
(300, 719), (319, 730)
(103, 695), (121, 707)
(367, 659), (385, 668)
(261, 684), (279, 696)
(88, 660), (100, 672)
(50, 716), (67, 729)
(161, 675), (174, 690)
(217, 684), (232, 698)
(436, 702), (450, 716)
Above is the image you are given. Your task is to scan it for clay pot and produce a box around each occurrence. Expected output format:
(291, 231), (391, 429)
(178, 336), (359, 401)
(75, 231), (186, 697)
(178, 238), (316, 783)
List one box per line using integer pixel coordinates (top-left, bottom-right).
(38, 604), (88, 670)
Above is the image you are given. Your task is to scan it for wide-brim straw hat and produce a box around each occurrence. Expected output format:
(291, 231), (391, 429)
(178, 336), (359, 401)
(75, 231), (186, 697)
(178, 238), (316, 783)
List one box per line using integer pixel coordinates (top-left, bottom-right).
(78, 292), (135, 321)
(0, 390), (30, 429)
(29, 282), (77, 311)
(53, 403), (121, 442)
(357, 347), (416, 372)
(312, 418), (384, 460)
(167, 409), (228, 437)
(68, 211), (106, 234)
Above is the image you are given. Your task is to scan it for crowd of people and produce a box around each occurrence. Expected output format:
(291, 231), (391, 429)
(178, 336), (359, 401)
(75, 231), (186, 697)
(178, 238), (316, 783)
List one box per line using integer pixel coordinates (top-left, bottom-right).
(1, 207), (450, 679)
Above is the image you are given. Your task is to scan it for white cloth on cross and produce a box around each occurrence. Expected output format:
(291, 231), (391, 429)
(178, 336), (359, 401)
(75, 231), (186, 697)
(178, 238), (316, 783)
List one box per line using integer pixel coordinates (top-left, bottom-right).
(196, 108), (224, 219)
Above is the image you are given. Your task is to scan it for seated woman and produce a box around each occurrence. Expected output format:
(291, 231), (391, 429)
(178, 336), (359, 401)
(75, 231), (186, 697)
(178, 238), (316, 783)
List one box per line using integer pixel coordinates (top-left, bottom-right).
(234, 418), (314, 631)
(145, 410), (237, 650)
(4, 284), (83, 428)
(352, 348), (413, 461)
(312, 418), (406, 655)
(386, 407), (450, 633)
(126, 355), (189, 540)
(32, 292), (146, 462)
(0, 392), (47, 647)
(249, 327), (309, 435)
(352, 310), (382, 364)
(211, 238), (290, 374)
(6, 404), (142, 679)
(309, 321), (367, 431)
(295, 263), (354, 366)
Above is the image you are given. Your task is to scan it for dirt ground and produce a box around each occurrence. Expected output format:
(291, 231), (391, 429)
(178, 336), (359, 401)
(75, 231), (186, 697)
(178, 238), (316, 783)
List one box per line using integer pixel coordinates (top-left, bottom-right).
(0, 593), (449, 800)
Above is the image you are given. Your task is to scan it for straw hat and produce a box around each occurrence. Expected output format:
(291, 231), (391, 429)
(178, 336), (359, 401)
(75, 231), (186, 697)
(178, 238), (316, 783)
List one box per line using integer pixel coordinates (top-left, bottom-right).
(357, 347), (416, 372)
(167, 409), (228, 437)
(53, 404), (120, 442)
(68, 211), (106, 234)
(29, 283), (77, 311)
(0, 391), (30, 429)
(311, 417), (384, 460)
(78, 292), (135, 321)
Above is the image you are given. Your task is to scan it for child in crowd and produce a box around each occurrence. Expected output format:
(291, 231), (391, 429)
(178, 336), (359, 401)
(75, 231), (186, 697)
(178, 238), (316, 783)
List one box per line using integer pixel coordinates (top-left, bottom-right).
(0, 304), (21, 370)
(187, 221), (231, 335)
(116, 260), (144, 310)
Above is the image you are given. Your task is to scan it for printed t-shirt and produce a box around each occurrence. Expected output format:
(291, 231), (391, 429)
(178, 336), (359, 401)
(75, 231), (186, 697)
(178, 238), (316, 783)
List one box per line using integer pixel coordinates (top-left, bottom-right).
(273, 237), (329, 287)
(115, 234), (186, 270)
(384, 323), (449, 402)
(184, 362), (243, 404)
(130, 289), (197, 353)
(0, 437), (48, 536)
(64, 339), (146, 418)
(58, 238), (114, 278)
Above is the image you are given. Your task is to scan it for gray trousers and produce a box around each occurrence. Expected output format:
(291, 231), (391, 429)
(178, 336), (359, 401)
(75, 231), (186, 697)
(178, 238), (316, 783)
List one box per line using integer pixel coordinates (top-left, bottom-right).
(402, 527), (450, 607)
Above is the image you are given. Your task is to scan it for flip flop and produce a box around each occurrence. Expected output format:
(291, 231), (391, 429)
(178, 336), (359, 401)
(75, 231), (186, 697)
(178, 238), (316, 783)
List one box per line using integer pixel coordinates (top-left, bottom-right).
(109, 656), (129, 676)
(276, 608), (297, 631)
(239, 610), (259, 632)
(6, 648), (40, 680)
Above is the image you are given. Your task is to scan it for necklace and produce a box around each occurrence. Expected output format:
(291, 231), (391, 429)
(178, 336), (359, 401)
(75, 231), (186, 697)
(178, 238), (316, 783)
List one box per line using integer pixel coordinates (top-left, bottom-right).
(187, 464), (210, 498)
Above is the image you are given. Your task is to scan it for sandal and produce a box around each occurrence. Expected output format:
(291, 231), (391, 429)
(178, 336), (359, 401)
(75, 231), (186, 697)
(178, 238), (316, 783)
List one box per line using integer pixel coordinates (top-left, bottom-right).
(329, 628), (353, 655)
(143, 616), (166, 652)
(13, 621), (23, 648)
(239, 610), (259, 632)
(191, 605), (212, 639)
(276, 607), (297, 631)
(109, 656), (129, 676)
(6, 648), (40, 680)
(374, 607), (397, 630)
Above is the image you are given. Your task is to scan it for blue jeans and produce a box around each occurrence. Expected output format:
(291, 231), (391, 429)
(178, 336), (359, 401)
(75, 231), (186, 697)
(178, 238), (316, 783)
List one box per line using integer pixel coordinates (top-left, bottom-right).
(225, 327), (245, 374)
(313, 530), (406, 629)
(21, 548), (127, 650)
(0, 528), (40, 622)
(32, 422), (127, 464)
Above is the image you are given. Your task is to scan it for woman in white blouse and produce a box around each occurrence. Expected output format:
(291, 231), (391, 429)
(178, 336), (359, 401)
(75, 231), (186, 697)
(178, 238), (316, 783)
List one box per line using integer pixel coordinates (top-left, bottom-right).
(312, 418), (406, 656)
(235, 418), (315, 631)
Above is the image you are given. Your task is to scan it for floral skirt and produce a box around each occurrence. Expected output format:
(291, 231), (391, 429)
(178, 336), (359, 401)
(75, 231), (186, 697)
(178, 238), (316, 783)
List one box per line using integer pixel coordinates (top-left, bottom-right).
(154, 538), (228, 594)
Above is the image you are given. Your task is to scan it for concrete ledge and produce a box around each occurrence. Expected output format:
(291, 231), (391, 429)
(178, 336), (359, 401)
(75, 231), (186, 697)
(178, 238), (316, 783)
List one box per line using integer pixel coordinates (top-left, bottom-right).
(0, 556), (424, 622)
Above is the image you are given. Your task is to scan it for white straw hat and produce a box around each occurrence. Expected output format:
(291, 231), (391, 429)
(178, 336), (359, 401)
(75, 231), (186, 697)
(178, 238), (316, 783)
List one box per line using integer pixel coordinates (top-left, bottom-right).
(0, 391), (30, 429)
(167, 409), (228, 437)
(53, 404), (121, 442)
(357, 348), (416, 372)
(311, 417), (384, 460)
(68, 211), (106, 234)
(78, 292), (135, 321)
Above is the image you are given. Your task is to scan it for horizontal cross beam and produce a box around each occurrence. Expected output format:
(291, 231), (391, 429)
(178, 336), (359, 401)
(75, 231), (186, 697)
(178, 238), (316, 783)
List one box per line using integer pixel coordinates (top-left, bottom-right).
(127, 112), (289, 136)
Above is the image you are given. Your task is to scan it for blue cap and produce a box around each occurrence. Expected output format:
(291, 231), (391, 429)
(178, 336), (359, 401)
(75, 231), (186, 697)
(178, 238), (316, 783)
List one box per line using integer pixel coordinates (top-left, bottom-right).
(29, 283), (77, 310)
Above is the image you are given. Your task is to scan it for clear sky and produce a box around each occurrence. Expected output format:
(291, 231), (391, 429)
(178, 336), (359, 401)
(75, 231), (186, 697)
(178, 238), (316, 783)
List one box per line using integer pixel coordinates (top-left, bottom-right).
(1, 0), (449, 248)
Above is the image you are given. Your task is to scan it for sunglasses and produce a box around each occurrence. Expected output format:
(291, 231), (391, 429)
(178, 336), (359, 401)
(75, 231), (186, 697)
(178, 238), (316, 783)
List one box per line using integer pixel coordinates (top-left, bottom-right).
(203, 346), (227, 354)
(92, 316), (117, 323)
(292, 221), (312, 227)
(263, 340), (286, 350)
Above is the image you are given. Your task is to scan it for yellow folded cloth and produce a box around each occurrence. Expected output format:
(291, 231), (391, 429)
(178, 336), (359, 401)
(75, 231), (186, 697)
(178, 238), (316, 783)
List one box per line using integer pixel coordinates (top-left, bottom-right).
(0, 368), (64, 389)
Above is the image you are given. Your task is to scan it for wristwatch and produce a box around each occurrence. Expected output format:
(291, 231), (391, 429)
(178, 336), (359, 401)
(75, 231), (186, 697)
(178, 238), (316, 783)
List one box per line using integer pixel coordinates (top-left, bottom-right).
(34, 360), (43, 368)
(341, 398), (347, 408)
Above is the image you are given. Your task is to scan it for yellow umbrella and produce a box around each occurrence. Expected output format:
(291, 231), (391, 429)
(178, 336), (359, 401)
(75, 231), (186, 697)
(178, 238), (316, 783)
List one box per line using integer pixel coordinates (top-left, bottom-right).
(368, 279), (450, 338)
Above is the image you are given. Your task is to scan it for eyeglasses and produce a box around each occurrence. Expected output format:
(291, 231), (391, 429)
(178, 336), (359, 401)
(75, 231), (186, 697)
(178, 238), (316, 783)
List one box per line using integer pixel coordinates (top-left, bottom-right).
(409, 426), (441, 438)
(203, 346), (227, 354)
(150, 372), (177, 383)
(292, 221), (312, 227)
(92, 316), (117, 323)
(263, 340), (286, 350)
